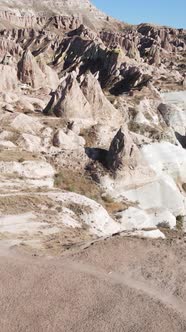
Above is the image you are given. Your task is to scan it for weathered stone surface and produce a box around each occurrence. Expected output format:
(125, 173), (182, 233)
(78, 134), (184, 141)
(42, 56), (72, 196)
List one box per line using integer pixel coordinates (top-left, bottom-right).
(53, 129), (85, 150)
(17, 134), (42, 152)
(0, 65), (18, 91)
(0, 0), (185, 245)
(0, 160), (55, 189)
(43, 71), (121, 127)
(10, 113), (43, 134)
(18, 50), (46, 89)
(116, 207), (176, 230)
(158, 103), (186, 135)
(43, 72), (93, 122)
(80, 71), (121, 124)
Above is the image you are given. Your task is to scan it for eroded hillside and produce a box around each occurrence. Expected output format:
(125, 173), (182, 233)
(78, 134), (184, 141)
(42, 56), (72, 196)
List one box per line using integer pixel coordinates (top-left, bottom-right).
(0, 0), (186, 254)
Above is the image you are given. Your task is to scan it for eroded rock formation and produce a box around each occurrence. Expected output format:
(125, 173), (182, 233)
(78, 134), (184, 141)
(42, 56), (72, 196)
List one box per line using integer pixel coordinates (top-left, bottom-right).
(0, 0), (186, 247)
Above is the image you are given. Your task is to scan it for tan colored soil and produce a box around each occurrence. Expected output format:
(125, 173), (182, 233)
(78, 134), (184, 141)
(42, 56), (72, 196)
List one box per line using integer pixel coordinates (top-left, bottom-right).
(0, 235), (186, 332)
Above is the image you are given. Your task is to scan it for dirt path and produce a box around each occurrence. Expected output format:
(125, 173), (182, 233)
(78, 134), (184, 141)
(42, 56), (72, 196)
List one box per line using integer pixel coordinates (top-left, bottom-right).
(67, 260), (186, 317)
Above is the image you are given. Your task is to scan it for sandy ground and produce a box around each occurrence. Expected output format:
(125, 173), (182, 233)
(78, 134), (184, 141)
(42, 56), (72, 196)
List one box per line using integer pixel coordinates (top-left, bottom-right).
(0, 234), (186, 332)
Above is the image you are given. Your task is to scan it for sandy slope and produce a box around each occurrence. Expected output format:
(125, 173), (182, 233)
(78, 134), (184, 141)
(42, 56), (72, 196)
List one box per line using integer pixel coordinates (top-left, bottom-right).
(0, 235), (186, 332)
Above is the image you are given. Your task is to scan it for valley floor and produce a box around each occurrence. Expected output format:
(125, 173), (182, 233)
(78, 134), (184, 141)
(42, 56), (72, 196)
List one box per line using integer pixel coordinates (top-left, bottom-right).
(0, 234), (186, 332)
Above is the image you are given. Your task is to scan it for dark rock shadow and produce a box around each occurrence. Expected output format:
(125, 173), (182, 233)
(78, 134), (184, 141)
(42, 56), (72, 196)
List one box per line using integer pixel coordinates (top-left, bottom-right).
(85, 147), (108, 167)
(175, 132), (186, 148)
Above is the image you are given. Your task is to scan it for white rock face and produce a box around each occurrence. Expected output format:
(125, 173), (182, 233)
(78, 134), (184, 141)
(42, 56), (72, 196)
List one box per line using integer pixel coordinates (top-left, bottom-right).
(11, 113), (43, 134)
(20, 96), (46, 110)
(48, 192), (121, 236)
(0, 212), (59, 235)
(38, 59), (60, 90)
(17, 98), (35, 113)
(0, 160), (54, 179)
(0, 161), (55, 189)
(17, 134), (42, 152)
(142, 142), (186, 183)
(80, 71), (121, 126)
(134, 111), (149, 124)
(0, 140), (16, 148)
(0, 65), (18, 91)
(48, 191), (164, 237)
(162, 91), (186, 110)
(53, 129), (85, 150)
(136, 98), (160, 125)
(1, 92), (19, 104)
(0, 190), (167, 250)
(158, 103), (186, 135)
(18, 50), (46, 89)
(116, 207), (176, 230)
(102, 141), (186, 226)
(0, 130), (12, 140)
(123, 175), (185, 217)
(45, 192), (169, 237)
(131, 229), (166, 239)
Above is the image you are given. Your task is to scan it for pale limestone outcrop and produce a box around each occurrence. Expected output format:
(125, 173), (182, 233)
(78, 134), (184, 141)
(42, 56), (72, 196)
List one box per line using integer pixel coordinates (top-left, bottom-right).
(80, 71), (121, 125)
(17, 134), (42, 152)
(48, 191), (121, 236)
(102, 142), (186, 222)
(0, 0), (185, 244)
(43, 71), (122, 128)
(0, 160), (55, 189)
(53, 129), (85, 150)
(123, 176), (186, 217)
(0, 65), (18, 91)
(10, 113), (43, 134)
(0, 160), (54, 179)
(116, 207), (176, 230)
(158, 103), (186, 135)
(43, 72), (93, 125)
(99, 130), (186, 229)
(47, 191), (164, 237)
(18, 50), (46, 89)
(142, 142), (186, 184)
(0, 140), (16, 148)
(37, 55), (60, 90)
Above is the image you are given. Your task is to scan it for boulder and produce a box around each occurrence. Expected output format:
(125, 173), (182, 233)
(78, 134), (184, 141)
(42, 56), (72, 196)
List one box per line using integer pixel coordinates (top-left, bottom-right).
(53, 129), (85, 150)
(11, 113), (43, 134)
(17, 134), (42, 152)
